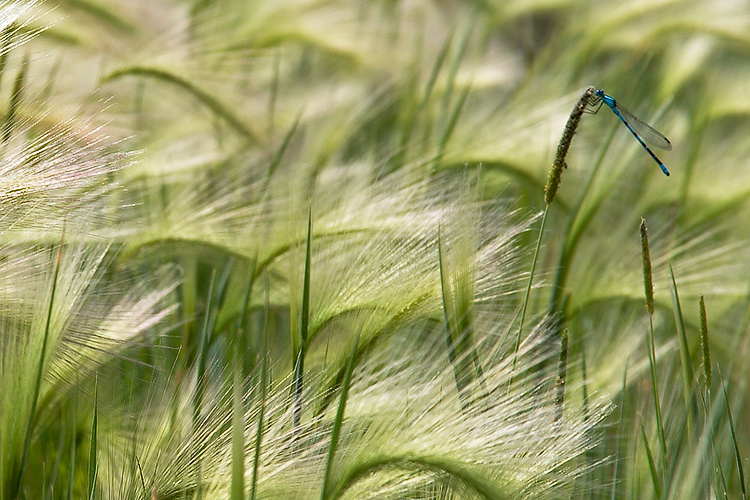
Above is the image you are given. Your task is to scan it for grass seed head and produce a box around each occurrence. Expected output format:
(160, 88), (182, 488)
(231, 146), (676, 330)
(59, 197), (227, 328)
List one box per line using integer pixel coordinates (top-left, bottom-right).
(640, 218), (655, 315)
(699, 294), (711, 388)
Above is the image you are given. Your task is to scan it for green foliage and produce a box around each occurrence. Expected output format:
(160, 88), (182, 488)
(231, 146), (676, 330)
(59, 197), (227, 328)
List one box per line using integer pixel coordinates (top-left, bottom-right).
(2, 0), (750, 499)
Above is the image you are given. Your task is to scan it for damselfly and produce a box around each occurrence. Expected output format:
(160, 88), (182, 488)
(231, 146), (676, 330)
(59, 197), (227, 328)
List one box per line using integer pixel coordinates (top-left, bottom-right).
(586, 89), (672, 176)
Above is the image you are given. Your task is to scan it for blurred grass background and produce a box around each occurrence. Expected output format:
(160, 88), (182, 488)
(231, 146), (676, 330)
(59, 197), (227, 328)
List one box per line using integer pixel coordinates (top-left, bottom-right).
(2, 0), (750, 498)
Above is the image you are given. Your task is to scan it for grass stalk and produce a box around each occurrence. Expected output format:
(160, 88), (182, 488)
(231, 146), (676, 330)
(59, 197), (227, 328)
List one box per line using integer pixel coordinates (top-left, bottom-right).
(640, 219), (668, 478)
(513, 86), (597, 373)
(511, 206), (547, 374)
(548, 119), (619, 315)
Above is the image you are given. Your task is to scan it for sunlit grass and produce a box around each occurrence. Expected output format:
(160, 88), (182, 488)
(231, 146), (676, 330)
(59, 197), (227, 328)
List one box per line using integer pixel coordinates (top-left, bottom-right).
(3, 0), (750, 498)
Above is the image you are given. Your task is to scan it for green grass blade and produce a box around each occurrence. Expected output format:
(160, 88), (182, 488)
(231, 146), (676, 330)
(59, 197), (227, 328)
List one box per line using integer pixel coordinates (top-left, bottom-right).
(436, 83), (470, 161)
(63, 0), (136, 34)
(439, 11), (472, 124)
(293, 206), (313, 429)
(438, 224), (464, 400)
(103, 65), (261, 144)
(3, 52), (28, 144)
(48, 408), (66, 500)
(421, 33), (451, 112)
(640, 420), (662, 499)
(668, 263), (695, 429)
(438, 226), (457, 355)
(320, 324), (361, 500)
(266, 110), (302, 181)
(330, 454), (513, 500)
(720, 372), (747, 499)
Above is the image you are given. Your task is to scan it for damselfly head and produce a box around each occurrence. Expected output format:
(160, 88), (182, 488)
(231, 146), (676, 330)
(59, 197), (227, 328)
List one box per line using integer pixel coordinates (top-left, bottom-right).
(595, 89), (605, 98)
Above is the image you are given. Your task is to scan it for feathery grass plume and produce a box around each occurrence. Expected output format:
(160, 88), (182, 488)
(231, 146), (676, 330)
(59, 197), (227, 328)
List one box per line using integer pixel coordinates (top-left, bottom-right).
(0, 120), (128, 234)
(97, 314), (606, 500)
(318, 321), (608, 500)
(544, 86), (596, 205)
(304, 173), (531, 418)
(10, 229), (65, 500)
(25, 1), (750, 500)
(699, 294), (711, 388)
(0, 3), (40, 64)
(438, 195), (486, 408)
(640, 218), (655, 315)
(0, 237), (178, 499)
